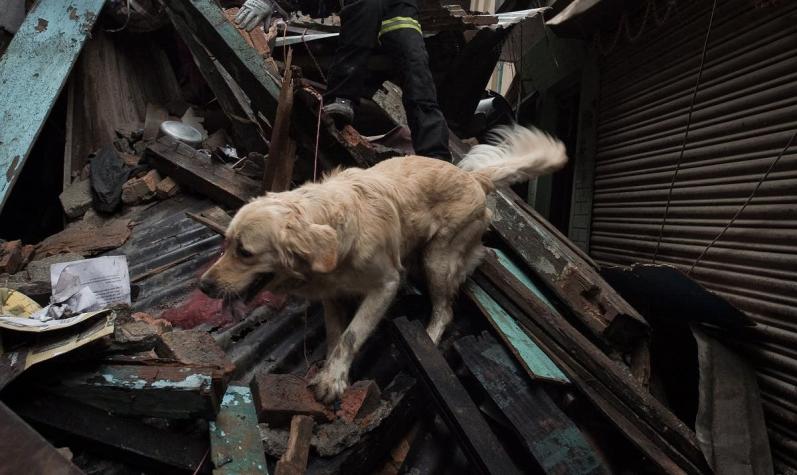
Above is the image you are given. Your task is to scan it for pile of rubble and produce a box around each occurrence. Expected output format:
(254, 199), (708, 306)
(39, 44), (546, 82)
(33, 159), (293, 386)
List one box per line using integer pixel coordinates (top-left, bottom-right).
(0, 0), (775, 474)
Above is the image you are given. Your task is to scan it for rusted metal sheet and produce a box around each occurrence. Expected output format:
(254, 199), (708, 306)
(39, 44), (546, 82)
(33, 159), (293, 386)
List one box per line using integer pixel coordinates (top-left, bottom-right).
(0, 0), (106, 212)
(590, 0), (797, 470)
(492, 189), (648, 352)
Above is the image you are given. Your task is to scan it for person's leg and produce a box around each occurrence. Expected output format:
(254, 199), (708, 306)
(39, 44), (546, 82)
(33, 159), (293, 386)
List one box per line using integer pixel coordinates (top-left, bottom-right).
(379, 7), (451, 160)
(323, 0), (383, 121)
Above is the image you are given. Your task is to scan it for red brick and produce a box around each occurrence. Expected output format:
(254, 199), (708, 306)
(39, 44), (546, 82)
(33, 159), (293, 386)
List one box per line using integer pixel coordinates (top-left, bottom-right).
(0, 240), (24, 274)
(336, 380), (381, 422)
(121, 170), (161, 204)
(251, 373), (334, 428)
(155, 176), (180, 199)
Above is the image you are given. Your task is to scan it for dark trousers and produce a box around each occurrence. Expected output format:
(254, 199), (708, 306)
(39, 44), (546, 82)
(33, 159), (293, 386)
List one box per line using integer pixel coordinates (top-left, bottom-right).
(324, 0), (451, 160)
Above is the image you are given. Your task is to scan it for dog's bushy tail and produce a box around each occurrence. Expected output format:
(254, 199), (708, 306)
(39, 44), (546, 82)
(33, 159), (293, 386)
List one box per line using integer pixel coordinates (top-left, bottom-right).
(458, 125), (568, 190)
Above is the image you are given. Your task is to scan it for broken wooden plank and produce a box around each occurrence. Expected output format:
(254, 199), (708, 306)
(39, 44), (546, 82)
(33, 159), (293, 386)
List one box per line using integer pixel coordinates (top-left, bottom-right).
(391, 317), (520, 475)
(12, 395), (210, 473)
(454, 333), (609, 475)
(167, 8), (268, 155)
(36, 218), (132, 257)
(275, 415), (314, 475)
(47, 364), (224, 419)
(475, 260), (710, 474)
(462, 280), (568, 384)
(147, 137), (261, 208)
(165, 0), (280, 120)
(210, 385), (269, 475)
(263, 50), (297, 193)
(0, 0), (106, 212)
(186, 207), (232, 235)
(0, 400), (84, 475)
(491, 189), (648, 351)
(693, 327), (774, 474)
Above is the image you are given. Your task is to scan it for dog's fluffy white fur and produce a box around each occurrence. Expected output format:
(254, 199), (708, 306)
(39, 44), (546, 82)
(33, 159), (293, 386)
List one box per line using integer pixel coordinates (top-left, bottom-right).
(200, 125), (566, 402)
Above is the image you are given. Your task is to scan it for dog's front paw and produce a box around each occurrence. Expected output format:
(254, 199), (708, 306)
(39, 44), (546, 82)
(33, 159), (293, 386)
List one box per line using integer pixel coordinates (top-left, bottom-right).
(309, 368), (348, 404)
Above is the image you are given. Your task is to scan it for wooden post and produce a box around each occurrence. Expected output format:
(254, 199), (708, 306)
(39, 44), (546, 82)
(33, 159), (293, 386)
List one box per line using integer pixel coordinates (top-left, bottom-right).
(263, 49), (296, 193)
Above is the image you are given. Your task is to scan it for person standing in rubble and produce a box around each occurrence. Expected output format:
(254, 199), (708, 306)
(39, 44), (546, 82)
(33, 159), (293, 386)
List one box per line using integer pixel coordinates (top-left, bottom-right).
(234, 0), (452, 160)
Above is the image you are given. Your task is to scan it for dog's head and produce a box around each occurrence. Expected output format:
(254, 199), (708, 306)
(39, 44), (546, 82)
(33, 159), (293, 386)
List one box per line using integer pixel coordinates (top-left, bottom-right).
(199, 197), (339, 300)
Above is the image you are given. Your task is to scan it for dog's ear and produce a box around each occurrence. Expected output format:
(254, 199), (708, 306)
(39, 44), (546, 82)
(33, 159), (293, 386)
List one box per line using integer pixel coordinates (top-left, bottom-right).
(283, 219), (339, 274)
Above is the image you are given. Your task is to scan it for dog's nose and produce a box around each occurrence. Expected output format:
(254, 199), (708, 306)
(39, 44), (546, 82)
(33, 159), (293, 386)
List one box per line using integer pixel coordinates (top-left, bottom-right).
(199, 278), (219, 297)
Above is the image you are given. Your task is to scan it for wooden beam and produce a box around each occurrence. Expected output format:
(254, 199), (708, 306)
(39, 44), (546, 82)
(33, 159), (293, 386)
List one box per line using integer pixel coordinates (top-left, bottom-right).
(0, 0), (106, 212)
(475, 256), (710, 474)
(165, 0), (280, 121)
(391, 317), (520, 475)
(46, 364), (224, 419)
(167, 8), (269, 155)
(491, 190), (649, 351)
(210, 385), (269, 475)
(147, 137), (260, 208)
(454, 333), (610, 475)
(462, 279), (568, 384)
(264, 50), (297, 193)
(13, 395), (210, 473)
(0, 401), (83, 475)
(275, 415), (314, 475)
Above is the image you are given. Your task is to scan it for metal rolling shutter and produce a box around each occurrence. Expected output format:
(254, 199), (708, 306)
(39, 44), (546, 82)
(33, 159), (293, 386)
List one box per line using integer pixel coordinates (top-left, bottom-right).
(589, 0), (797, 468)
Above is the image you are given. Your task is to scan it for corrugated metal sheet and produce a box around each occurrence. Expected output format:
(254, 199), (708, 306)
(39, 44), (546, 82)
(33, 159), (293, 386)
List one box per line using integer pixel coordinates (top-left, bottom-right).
(103, 196), (223, 313)
(589, 0), (797, 469)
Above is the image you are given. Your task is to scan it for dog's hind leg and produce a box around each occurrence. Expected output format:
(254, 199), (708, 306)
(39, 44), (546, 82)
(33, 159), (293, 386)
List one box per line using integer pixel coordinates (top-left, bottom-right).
(322, 299), (347, 361)
(424, 216), (489, 344)
(310, 270), (401, 403)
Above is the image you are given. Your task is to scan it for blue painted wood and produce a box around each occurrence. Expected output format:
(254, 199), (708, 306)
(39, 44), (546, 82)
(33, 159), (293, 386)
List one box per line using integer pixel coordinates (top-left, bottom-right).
(209, 385), (269, 475)
(455, 334), (609, 475)
(465, 280), (569, 384)
(490, 248), (556, 310)
(0, 0), (106, 211)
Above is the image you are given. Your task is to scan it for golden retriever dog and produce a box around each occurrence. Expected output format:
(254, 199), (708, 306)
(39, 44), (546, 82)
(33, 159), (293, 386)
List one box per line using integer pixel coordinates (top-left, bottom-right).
(199, 125), (567, 402)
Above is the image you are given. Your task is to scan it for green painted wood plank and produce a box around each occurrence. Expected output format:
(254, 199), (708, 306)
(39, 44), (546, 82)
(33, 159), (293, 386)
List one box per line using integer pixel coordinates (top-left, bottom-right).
(490, 248), (556, 310)
(455, 334), (609, 475)
(0, 0), (106, 211)
(210, 385), (269, 475)
(465, 280), (569, 384)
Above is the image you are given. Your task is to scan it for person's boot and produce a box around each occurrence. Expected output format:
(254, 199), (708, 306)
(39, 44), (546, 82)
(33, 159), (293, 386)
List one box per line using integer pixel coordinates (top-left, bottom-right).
(322, 98), (355, 126)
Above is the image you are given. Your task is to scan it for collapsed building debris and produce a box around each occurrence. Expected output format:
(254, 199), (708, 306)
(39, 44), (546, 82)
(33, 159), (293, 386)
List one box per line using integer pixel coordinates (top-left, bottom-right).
(0, 0), (790, 474)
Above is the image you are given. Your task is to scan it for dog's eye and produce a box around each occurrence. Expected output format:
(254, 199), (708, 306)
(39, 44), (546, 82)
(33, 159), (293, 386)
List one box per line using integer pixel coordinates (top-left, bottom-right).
(237, 245), (254, 258)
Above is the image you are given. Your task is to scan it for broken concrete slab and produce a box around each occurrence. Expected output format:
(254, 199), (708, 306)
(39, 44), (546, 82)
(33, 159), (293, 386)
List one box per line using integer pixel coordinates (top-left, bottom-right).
(257, 393), (395, 457)
(251, 373), (334, 428)
(59, 179), (93, 219)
